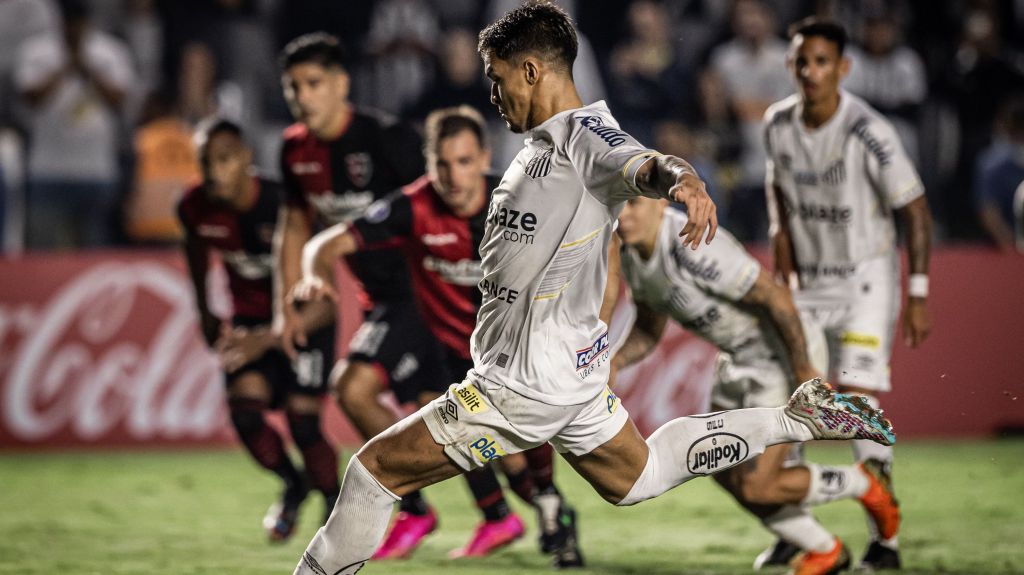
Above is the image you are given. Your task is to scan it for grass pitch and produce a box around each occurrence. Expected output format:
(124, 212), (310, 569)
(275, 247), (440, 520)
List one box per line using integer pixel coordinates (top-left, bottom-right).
(1, 439), (1021, 575)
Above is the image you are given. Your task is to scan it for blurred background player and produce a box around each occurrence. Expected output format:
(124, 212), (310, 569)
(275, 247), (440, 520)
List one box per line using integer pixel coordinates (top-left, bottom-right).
(763, 18), (934, 570)
(294, 105), (584, 566)
(276, 36), (547, 561)
(614, 196), (900, 575)
(177, 118), (338, 542)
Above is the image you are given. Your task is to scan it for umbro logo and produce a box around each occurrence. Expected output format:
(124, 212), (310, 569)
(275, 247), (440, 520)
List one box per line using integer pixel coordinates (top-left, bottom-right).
(525, 147), (553, 179)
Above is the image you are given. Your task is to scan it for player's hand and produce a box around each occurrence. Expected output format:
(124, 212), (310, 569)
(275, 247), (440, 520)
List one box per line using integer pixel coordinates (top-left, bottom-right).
(216, 326), (275, 373)
(902, 297), (931, 348)
(274, 307), (307, 361)
(289, 276), (338, 304)
(201, 314), (226, 349)
(672, 173), (718, 249)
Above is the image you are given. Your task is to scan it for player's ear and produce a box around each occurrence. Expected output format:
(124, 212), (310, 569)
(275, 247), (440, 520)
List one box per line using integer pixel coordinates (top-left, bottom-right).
(332, 67), (351, 98)
(523, 57), (540, 86)
(839, 55), (851, 79)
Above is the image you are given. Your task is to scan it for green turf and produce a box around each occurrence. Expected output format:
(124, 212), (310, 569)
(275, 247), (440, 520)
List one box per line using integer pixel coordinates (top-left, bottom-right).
(1, 440), (1021, 574)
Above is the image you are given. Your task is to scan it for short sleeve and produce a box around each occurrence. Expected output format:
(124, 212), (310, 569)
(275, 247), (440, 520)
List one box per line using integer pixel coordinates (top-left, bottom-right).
(859, 117), (924, 209)
(350, 190), (413, 248)
(675, 214), (761, 300)
(566, 112), (659, 205)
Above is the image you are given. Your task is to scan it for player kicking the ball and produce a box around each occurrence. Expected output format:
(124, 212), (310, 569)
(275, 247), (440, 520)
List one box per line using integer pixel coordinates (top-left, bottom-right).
(614, 196), (900, 575)
(292, 4), (896, 574)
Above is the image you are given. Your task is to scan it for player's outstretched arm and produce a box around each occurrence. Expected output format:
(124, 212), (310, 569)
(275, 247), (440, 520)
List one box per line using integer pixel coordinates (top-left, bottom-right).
(290, 223), (359, 305)
(898, 195), (933, 348)
(610, 301), (668, 379)
(740, 269), (818, 384)
(634, 155), (717, 249)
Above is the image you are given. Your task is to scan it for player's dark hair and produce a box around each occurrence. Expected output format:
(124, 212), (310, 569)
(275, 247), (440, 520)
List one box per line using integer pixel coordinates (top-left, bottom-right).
(424, 106), (488, 156)
(788, 17), (847, 55)
(478, 0), (578, 73)
(279, 32), (348, 72)
(194, 117), (245, 153)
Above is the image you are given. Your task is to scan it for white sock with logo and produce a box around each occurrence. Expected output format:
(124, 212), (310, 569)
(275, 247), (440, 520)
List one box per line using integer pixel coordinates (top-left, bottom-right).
(762, 505), (837, 553)
(618, 407), (814, 506)
(294, 456), (399, 575)
(801, 462), (869, 505)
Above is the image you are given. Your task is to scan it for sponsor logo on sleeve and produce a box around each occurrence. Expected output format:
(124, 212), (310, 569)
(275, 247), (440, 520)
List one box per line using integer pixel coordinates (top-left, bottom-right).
(686, 433), (750, 475)
(469, 435), (507, 463)
(577, 116), (628, 147)
(454, 383), (489, 414)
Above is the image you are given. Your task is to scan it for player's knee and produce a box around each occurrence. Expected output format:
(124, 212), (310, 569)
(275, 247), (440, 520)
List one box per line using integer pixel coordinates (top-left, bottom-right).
(334, 363), (384, 410)
(287, 412), (323, 449)
(738, 479), (780, 505)
(227, 397), (266, 437)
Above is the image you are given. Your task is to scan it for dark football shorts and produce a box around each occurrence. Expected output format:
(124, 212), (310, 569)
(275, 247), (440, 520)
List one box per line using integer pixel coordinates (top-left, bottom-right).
(227, 316), (335, 407)
(347, 300), (450, 404)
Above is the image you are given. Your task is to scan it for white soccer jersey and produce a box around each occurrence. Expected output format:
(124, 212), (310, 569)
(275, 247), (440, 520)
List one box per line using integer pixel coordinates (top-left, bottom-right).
(620, 208), (778, 362)
(470, 101), (659, 406)
(764, 90), (924, 288)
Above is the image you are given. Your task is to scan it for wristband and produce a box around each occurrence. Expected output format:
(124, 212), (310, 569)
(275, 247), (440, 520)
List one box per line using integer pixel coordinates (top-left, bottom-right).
(908, 274), (929, 298)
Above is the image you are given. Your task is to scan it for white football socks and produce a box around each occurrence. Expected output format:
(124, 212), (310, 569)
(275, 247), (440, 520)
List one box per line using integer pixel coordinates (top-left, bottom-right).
(801, 462), (870, 505)
(618, 407), (814, 505)
(762, 505), (837, 553)
(294, 456), (399, 575)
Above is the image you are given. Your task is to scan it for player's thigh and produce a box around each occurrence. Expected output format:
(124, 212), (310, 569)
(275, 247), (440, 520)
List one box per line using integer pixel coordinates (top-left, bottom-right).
(333, 360), (387, 402)
(562, 418), (649, 504)
(226, 367), (274, 402)
(357, 411), (464, 496)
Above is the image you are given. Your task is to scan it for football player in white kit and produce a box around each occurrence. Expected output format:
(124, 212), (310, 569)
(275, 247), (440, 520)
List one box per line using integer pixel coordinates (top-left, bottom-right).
(289, 5), (897, 574)
(614, 196), (901, 575)
(763, 19), (934, 570)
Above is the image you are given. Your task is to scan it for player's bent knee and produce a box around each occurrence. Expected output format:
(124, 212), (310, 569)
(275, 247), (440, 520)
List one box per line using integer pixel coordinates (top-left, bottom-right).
(287, 413), (323, 449)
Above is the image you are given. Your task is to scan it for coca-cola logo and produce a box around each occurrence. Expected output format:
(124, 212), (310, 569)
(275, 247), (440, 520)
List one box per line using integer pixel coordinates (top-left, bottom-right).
(1, 260), (229, 444)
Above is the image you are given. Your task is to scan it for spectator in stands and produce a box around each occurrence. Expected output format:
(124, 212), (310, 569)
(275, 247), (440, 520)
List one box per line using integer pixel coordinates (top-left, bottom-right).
(607, 0), (694, 144)
(845, 10), (927, 162)
(705, 0), (791, 240)
(974, 97), (1024, 253)
(14, 0), (135, 249)
(358, 0), (439, 115)
(123, 90), (200, 244)
(404, 27), (492, 123)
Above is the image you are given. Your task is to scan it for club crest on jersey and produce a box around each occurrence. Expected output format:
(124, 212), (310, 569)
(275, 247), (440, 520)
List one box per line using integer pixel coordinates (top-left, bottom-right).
(525, 147), (553, 179)
(344, 152), (373, 187)
(686, 433), (750, 475)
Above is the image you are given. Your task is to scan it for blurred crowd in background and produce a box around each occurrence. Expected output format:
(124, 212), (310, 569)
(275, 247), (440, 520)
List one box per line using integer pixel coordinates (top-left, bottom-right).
(1, 0), (1023, 253)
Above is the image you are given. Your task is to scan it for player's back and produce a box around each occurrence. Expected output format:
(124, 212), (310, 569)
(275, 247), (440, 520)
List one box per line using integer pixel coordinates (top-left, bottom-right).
(620, 208), (781, 362)
(764, 91), (924, 288)
(471, 101), (655, 406)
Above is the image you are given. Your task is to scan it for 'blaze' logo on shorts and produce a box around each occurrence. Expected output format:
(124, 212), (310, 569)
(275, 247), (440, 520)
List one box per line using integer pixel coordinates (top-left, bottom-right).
(686, 433), (750, 475)
(455, 383), (489, 414)
(576, 332), (610, 371)
(470, 435), (506, 464)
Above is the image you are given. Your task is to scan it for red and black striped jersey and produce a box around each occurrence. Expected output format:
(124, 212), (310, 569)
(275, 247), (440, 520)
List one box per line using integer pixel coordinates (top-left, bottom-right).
(177, 177), (281, 321)
(280, 108), (423, 307)
(350, 175), (495, 360)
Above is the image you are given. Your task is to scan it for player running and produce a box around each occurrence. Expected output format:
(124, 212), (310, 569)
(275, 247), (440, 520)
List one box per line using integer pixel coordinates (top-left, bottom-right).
(291, 4), (896, 574)
(295, 105), (584, 566)
(614, 196), (900, 575)
(177, 119), (339, 542)
(762, 18), (934, 570)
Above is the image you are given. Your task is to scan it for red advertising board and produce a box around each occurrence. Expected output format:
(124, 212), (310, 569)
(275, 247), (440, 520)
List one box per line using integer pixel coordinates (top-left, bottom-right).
(0, 248), (1021, 449)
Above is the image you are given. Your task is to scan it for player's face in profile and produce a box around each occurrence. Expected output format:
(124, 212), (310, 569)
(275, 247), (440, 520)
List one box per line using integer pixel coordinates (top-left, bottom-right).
(616, 197), (664, 247)
(283, 63), (350, 137)
(430, 129), (491, 212)
(201, 132), (250, 203)
(788, 35), (848, 104)
(482, 51), (532, 133)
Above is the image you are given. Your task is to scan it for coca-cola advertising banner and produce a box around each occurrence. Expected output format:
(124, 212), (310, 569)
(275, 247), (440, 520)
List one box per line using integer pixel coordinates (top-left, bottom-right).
(1, 249), (1022, 449)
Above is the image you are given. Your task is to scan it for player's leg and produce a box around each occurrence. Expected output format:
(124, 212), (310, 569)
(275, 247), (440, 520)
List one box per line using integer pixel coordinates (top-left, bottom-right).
(296, 410), (465, 575)
(285, 326), (340, 521)
(833, 259), (902, 568)
(226, 365), (307, 541)
(519, 442), (585, 566)
(560, 379), (894, 506)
